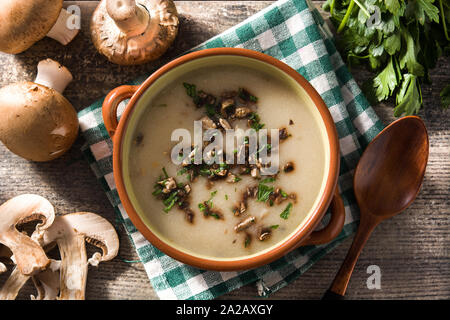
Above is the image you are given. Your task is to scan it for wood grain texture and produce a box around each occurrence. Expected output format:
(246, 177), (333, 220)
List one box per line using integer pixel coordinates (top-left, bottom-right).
(0, 1), (448, 300)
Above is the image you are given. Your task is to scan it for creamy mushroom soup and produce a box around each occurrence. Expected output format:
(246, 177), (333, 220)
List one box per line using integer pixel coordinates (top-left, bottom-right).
(125, 64), (329, 259)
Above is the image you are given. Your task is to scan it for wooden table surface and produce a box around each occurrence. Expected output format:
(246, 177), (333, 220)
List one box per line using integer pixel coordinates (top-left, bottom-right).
(0, 1), (448, 300)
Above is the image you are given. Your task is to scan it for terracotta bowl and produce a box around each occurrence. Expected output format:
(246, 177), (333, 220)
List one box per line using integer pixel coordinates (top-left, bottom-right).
(102, 48), (345, 271)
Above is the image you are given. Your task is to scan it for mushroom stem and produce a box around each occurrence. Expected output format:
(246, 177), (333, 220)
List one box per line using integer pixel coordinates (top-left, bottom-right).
(34, 59), (73, 94)
(31, 260), (61, 300)
(0, 231), (50, 276)
(0, 267), (30, 300)
(46, 9), (80, 45)
(57, 234), (88, 300)
(106, 0), (150, 36)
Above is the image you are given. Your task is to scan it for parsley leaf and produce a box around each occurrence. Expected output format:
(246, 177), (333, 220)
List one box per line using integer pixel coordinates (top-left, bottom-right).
(394, 74), (422, 116)
(373, 56), (399, 101)
(440, 84), (450, 109)
(280, 203), (293, 220)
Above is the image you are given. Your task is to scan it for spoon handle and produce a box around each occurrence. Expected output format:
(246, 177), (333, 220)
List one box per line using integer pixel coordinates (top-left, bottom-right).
(323, 214), (378, 299)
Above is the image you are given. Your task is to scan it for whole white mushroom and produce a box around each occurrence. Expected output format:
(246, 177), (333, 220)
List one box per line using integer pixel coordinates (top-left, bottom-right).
(0, 59), (79, 162)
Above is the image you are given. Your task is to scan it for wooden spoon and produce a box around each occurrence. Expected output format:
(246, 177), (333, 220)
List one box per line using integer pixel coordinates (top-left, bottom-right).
(323, 116), (429, 299)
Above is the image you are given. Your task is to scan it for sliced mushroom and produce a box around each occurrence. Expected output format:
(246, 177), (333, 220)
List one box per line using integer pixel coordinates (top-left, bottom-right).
(42, 212), (119, 300)
(159, 177), (177, 194)
(219, 118), (232, 130)
(258, 228), (271, 241)
(0, 59), (79, 162)
(0, 239), (58, 300)
(234, 216), (256, 232)
(283, 162), (294, 173)
(91, 0), (179, 65)
(0, 194), (55, 276)
(31, 259), (61, 300)
(220, 99), (235, 117)
(0, 0), (79, 54)
(234, 107), (252, 119)
(279, 127), (289, 140)
(251, 167), (261, 179)
(200, 116), (217, 129)
(0, 266), (30, 300)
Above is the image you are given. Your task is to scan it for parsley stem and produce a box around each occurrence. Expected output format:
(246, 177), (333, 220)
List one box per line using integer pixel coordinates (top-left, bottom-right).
(337, 0), (355, 33)
(330, 0), (336, 15)
(353, 0), (370, 19)
(439, 0), (450, 41)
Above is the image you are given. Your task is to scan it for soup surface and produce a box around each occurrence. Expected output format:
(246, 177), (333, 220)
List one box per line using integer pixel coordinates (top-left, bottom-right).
(127, 64), (328, 259)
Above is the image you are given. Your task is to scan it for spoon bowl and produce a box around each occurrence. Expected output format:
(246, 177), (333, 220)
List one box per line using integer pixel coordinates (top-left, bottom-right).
(324, 116), (429, 299)
(355, 116), (429, 218)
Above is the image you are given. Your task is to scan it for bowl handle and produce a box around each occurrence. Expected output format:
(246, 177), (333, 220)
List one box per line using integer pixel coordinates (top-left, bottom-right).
(300, 189), (346, 246)
(102, 85), (139, 138)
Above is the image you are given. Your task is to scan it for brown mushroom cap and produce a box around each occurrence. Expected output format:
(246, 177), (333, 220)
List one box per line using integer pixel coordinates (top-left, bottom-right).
(0, 82), (79, 162)
(0, 0), (64, 54)
(91, 0), (179, 65)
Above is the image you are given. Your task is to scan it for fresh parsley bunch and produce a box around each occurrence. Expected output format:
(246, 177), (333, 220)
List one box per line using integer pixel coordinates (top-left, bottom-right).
(323, 0), (450, 116)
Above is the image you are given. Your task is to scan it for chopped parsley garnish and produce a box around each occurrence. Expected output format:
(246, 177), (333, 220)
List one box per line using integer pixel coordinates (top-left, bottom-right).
(199, 190), (217, 213)
(244, 236), (251, 248)
(163, 192), (179, 213)
(162, 167), (169, 179)
(280, 203), (293, 220)
(249, 112), (265, 131)
(183, 83), (197, 100)
(205, 104), (217, 117)
(152, 188), (162, 196)
(257, 184), (273, 203)
(210, 213), (221, 220)
(198, 202), (206, 213)
(260, 177), (275, 184)
(238, 88), (258, 103)
(225, 194), (229, 200)
(257, 177), (275, 203)
(270, 225), (279, 229)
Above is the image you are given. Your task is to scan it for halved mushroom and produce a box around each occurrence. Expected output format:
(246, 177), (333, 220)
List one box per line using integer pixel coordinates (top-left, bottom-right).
(0, 194), (55, 276)
(0, 59), (79, 162)
(91, 0), (179, 65)
(0, 263), (6, 274)
(42, 212), (119, 300)
(0, 246), (59, 300)
(0, 267), (30, 300)
(0, 0), (79, 54)
(0, 245), (11, 273)
(31, 259), (61, 300)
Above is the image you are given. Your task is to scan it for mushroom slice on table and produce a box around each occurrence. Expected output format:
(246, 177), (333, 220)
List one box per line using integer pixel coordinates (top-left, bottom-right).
(0, 194), (55, 276)
(91, 0), (179, 65)
(43, 212), (119, 300)
(0, 245), (11, 273)
(0, 243), (58, 301)
(0, 0), (79, 54)
(31, 259), (61, 300)
(0, 267), (30, 300)
(0, 59), (79, 162)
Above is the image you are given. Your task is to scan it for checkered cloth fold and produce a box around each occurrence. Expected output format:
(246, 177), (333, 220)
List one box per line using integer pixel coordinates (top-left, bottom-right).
(77, 0), (384, 299)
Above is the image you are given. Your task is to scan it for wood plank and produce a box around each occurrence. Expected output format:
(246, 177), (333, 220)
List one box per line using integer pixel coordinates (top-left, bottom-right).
(0, 1), (448, 300)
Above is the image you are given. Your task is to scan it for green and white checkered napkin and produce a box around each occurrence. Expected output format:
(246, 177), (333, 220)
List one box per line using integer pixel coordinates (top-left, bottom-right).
(77, 0), (384, 299)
